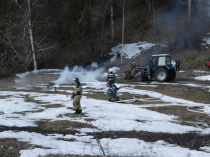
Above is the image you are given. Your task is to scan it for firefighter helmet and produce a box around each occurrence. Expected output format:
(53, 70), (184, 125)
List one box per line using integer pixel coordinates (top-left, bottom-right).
(73, 78), (79, 82)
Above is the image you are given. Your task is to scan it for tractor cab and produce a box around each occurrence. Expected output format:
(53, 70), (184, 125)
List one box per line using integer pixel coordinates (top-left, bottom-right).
(150, 54), (173, 72)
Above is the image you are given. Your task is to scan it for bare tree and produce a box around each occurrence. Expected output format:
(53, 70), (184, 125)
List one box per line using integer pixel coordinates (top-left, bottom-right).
(28, 0), (38, 71)
(121, 0), (125, 64)
(6, 0), (57, 71)
(101, 0), (106, 43)
(146, 0), (151, 14)
(87, 0), (95, 62)
(110, 0), (114, 42)
(152, 0), (161, 34)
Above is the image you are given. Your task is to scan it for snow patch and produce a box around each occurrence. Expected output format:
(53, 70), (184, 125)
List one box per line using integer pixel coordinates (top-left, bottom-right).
(110, 41), (156, 60)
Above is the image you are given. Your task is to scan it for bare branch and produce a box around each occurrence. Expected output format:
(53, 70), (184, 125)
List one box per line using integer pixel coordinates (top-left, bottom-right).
(5, 37), (22, 60)
(37, 35), (48, 45)
(35, 41), (57, 52)
(32, 0), (38, 5)
(11, 0), (24, 11)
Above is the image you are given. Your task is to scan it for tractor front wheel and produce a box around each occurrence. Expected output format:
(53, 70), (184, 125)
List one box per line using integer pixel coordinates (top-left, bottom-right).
(155, 68), (169, 82)
(135, 75), (145, 82)
(125, 71), (131, 79)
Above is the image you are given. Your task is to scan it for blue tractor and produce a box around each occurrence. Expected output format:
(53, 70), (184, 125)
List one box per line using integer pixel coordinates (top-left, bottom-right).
(125, 54), (176, 82)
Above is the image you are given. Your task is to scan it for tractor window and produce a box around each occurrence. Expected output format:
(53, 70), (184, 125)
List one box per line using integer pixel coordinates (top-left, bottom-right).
(152, 58), (158, 66)
(166, 57), (171, 65)
(158, 57), (166, 66)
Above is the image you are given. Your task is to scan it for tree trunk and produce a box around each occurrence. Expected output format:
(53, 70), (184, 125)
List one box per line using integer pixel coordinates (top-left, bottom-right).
(87, 0), (95, 62)
(28, 0), (38, 71)
(188, 0), (192, 47)
(121, 0), (125, 63)
(188, 0), (191, 20)
(101, 0), (105, 43)
(146, 0), (151, 14)
(110, 0), (114, 42)
(153, 7), (156, 34)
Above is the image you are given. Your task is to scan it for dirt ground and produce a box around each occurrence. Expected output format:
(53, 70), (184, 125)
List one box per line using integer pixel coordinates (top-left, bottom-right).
(118, 70), (210, 103)
(0, 70), (210, 156)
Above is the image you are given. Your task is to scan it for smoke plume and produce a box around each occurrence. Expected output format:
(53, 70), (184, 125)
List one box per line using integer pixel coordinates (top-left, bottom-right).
(155, 0), (209, 51)
(51, 62), (107, 84)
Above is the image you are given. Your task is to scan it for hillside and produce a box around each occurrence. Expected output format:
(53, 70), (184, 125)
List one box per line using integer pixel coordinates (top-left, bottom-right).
(0, 0), (210, 76)
(29, 0), (210, 73)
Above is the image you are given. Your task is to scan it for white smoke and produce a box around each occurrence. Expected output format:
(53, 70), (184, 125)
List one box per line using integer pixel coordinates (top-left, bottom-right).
(14, 62), (113, 87)
(171, 60), (176, 66)
(51, 62), (106, 84)
(108, 67), (120, 73)
(15, 69), (62, 88)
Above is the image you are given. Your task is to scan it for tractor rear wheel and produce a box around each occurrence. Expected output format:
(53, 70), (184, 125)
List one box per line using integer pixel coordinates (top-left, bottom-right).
(155, 68), (169, 82)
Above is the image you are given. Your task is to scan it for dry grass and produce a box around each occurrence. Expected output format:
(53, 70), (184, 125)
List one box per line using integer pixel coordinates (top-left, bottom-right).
(0, 138), (41, 157)
(36, 120), (96, 132)
(134, 82), (209, 104)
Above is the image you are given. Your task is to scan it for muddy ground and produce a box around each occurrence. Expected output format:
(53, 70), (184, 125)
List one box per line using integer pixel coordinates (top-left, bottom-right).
(0, 70), (210, 157)
(118, 70), (210, 103)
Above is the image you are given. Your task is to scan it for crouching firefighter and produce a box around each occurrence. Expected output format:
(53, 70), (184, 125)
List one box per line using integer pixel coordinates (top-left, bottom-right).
(71, 78), (83, 114)
(106, 85), (121, 102)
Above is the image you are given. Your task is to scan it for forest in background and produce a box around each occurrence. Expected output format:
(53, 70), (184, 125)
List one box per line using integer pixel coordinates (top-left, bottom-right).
(0, 0), (209, 76)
